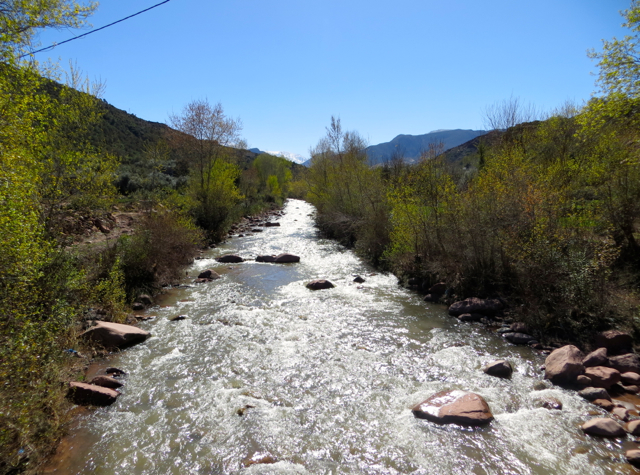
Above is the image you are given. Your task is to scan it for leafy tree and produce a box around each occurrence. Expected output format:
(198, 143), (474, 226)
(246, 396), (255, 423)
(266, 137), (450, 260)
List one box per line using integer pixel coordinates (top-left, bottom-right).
(589, 0), (640, 97)
(169, 99), (244, 238)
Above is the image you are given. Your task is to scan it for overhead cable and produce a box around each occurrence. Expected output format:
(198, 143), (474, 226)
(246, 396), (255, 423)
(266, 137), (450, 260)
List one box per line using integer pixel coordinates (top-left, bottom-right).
(19, 0), (172, 59)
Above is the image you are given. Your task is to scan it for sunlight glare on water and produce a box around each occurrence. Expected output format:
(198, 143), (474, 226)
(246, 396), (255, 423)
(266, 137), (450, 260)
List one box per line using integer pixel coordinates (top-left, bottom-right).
(50, 199), (636, 475)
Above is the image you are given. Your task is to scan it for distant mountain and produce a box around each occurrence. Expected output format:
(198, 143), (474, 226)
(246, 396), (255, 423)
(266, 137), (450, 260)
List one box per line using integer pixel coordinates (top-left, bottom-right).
(265, 150), (307, 165)
(366, 129), (487, 165)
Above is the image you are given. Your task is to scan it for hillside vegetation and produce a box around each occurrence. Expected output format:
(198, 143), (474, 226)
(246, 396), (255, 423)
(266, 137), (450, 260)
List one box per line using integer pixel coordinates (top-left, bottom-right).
(304, 2), (640, 347)
(0, 3), (303, 472)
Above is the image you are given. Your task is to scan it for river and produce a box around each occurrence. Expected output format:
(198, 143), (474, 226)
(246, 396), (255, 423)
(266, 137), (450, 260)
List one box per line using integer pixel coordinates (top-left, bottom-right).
(45, 199), (639, 474)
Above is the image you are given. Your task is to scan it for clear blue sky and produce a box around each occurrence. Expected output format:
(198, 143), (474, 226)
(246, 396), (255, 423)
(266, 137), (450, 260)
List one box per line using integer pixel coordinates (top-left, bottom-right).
(36, 0), (630, 158)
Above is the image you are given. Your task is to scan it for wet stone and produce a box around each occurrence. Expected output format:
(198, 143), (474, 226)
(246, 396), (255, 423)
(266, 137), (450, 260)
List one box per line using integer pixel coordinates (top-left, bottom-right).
(482, 360), (513, 379)
(591, 399), (614, 411)
(579, 387), (612, 401)
(306, 280), (334, 290)
(89, 375), (123, 389)
(412, 390), (494, 426)
(581, 418), (626, 438)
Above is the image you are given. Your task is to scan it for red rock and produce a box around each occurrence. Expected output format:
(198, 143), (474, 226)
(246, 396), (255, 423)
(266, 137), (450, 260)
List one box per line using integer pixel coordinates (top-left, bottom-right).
(584, 366), (621, 389)
(583, 348), (608, 367)
(482, 360), (513, 379)
(216, 254), (244, 263)
(81, 321), (150, 349)
(197, 269), (220, 279)
(273, 253), (300, 263)
(581, 418), (626, 437)
(626, 420), (640, 435)
(412, 390), (494, 426)
(67, 382), (119, 406)
(612, 406), (631, 421)
(448, 298), (504, 317)
(609, 353), (640, 374)
(621, 372), (640, 385)
(541, 397), (563, 410)
(595, 330), (633, 354)
(591, 399), (614, 411)
(306, 280), (334, 290)
(89, 375), (123, 389)
(626, 449), (640, 467)
(544, 345), (585, 387)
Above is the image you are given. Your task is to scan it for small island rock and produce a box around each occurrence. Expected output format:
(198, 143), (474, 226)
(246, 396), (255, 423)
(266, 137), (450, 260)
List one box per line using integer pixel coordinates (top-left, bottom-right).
(544, 345), (585, 386)
(482, 360), (513, 379)
(306, 280), (335, 290)
(412, 390), (494, 426)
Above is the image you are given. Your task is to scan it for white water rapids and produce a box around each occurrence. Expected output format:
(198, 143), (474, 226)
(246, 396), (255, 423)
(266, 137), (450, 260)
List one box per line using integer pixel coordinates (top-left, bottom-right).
(46, 199), (639, 474)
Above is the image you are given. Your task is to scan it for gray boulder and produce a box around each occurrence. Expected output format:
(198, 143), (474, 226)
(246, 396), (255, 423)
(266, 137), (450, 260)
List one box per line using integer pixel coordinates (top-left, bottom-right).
(581, 418), (626, 437)
(583, 347), (608, 367)
(482, 360), (513, 379)
(609, 353), (640, 374)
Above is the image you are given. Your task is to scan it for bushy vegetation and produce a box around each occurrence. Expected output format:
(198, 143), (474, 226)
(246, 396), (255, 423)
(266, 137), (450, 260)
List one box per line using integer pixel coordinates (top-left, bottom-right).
(306, 3), (640, 345)
(0, 3), (299, 472)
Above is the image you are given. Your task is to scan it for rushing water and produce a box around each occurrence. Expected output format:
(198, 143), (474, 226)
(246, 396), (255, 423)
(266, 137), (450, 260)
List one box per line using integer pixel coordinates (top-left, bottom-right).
(46, 199), (640, 475)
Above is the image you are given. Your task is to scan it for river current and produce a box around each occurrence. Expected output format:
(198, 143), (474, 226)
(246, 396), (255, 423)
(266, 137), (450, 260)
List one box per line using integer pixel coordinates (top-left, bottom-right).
(46, 199), (639, 474)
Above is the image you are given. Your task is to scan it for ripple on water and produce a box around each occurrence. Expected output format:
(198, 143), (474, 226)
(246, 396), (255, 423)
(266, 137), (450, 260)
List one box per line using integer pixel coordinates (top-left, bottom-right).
(47, 200), (636, 475)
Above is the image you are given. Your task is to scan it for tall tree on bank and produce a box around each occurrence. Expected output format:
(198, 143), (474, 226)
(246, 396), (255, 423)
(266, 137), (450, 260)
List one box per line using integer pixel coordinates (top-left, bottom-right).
(169, 99), (243, 238)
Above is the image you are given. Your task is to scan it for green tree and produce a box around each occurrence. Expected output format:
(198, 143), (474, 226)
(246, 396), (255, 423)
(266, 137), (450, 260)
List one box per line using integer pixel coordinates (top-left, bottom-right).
(589, 0), (640, 97)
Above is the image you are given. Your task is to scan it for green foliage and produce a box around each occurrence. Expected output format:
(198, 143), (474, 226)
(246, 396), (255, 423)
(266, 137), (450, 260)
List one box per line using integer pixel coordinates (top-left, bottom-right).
(589, 0), (640, 97)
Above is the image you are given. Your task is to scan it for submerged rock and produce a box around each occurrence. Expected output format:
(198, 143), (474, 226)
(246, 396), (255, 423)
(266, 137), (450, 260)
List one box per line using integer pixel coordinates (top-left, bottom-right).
(216, 254), (244, 263)
(482, 360), (513, 379)
(81, 321), (150, 349)
(89, 375), (123, 389)
(411, 390), (494, 426)
(353, 276), (365, 283)
(306, 280), (334, 290)
(581, 418), (626, 437)
(197, 269), (220, 280)
(540, 397), (563, 410)
(544, 345), (585, 387)
(67, 382), (119, 406)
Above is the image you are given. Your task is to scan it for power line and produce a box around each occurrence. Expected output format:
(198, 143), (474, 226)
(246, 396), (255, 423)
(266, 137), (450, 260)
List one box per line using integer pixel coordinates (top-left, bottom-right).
(19, 0), (172, 59)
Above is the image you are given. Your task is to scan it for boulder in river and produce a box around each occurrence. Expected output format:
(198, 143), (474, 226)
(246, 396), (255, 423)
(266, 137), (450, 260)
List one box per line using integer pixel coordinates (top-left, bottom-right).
(458, 313), (482, 322)
(609, 353), (640, 374)
(274, 253), (300, 263)
(265, 222), (280, 227)
(81, 321), (150, 349)
(306, 280), (334, 290)
(583, 348), (608, 368)
(620, 372), (640, 385)
(595, 330), (633, 355)
(544, 345), (585, 387)
(197, 269), (220, 280)
(626, 420), (640, 435)
(411, 390), (494, 426)
(448, 297), (504, 317)
(626, 449), (640, 467)
(216, 254), (244, 263)
(503, 332), (536, 345)
(578, 387), (611, 401)
(584, 366), (621, 389)
(482, 360), (513, 379)
(256, 255), (276, 262)
(581, 418), (626, 437)
(89, 375), (123, 389)
(592, 399), (614, 411)
(428, 282), (447, 295)
(67, 382), (119, 406)
(106, 367), (126, 377)
(540, 397), (563, 410)
(353, 276), (365, 283)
